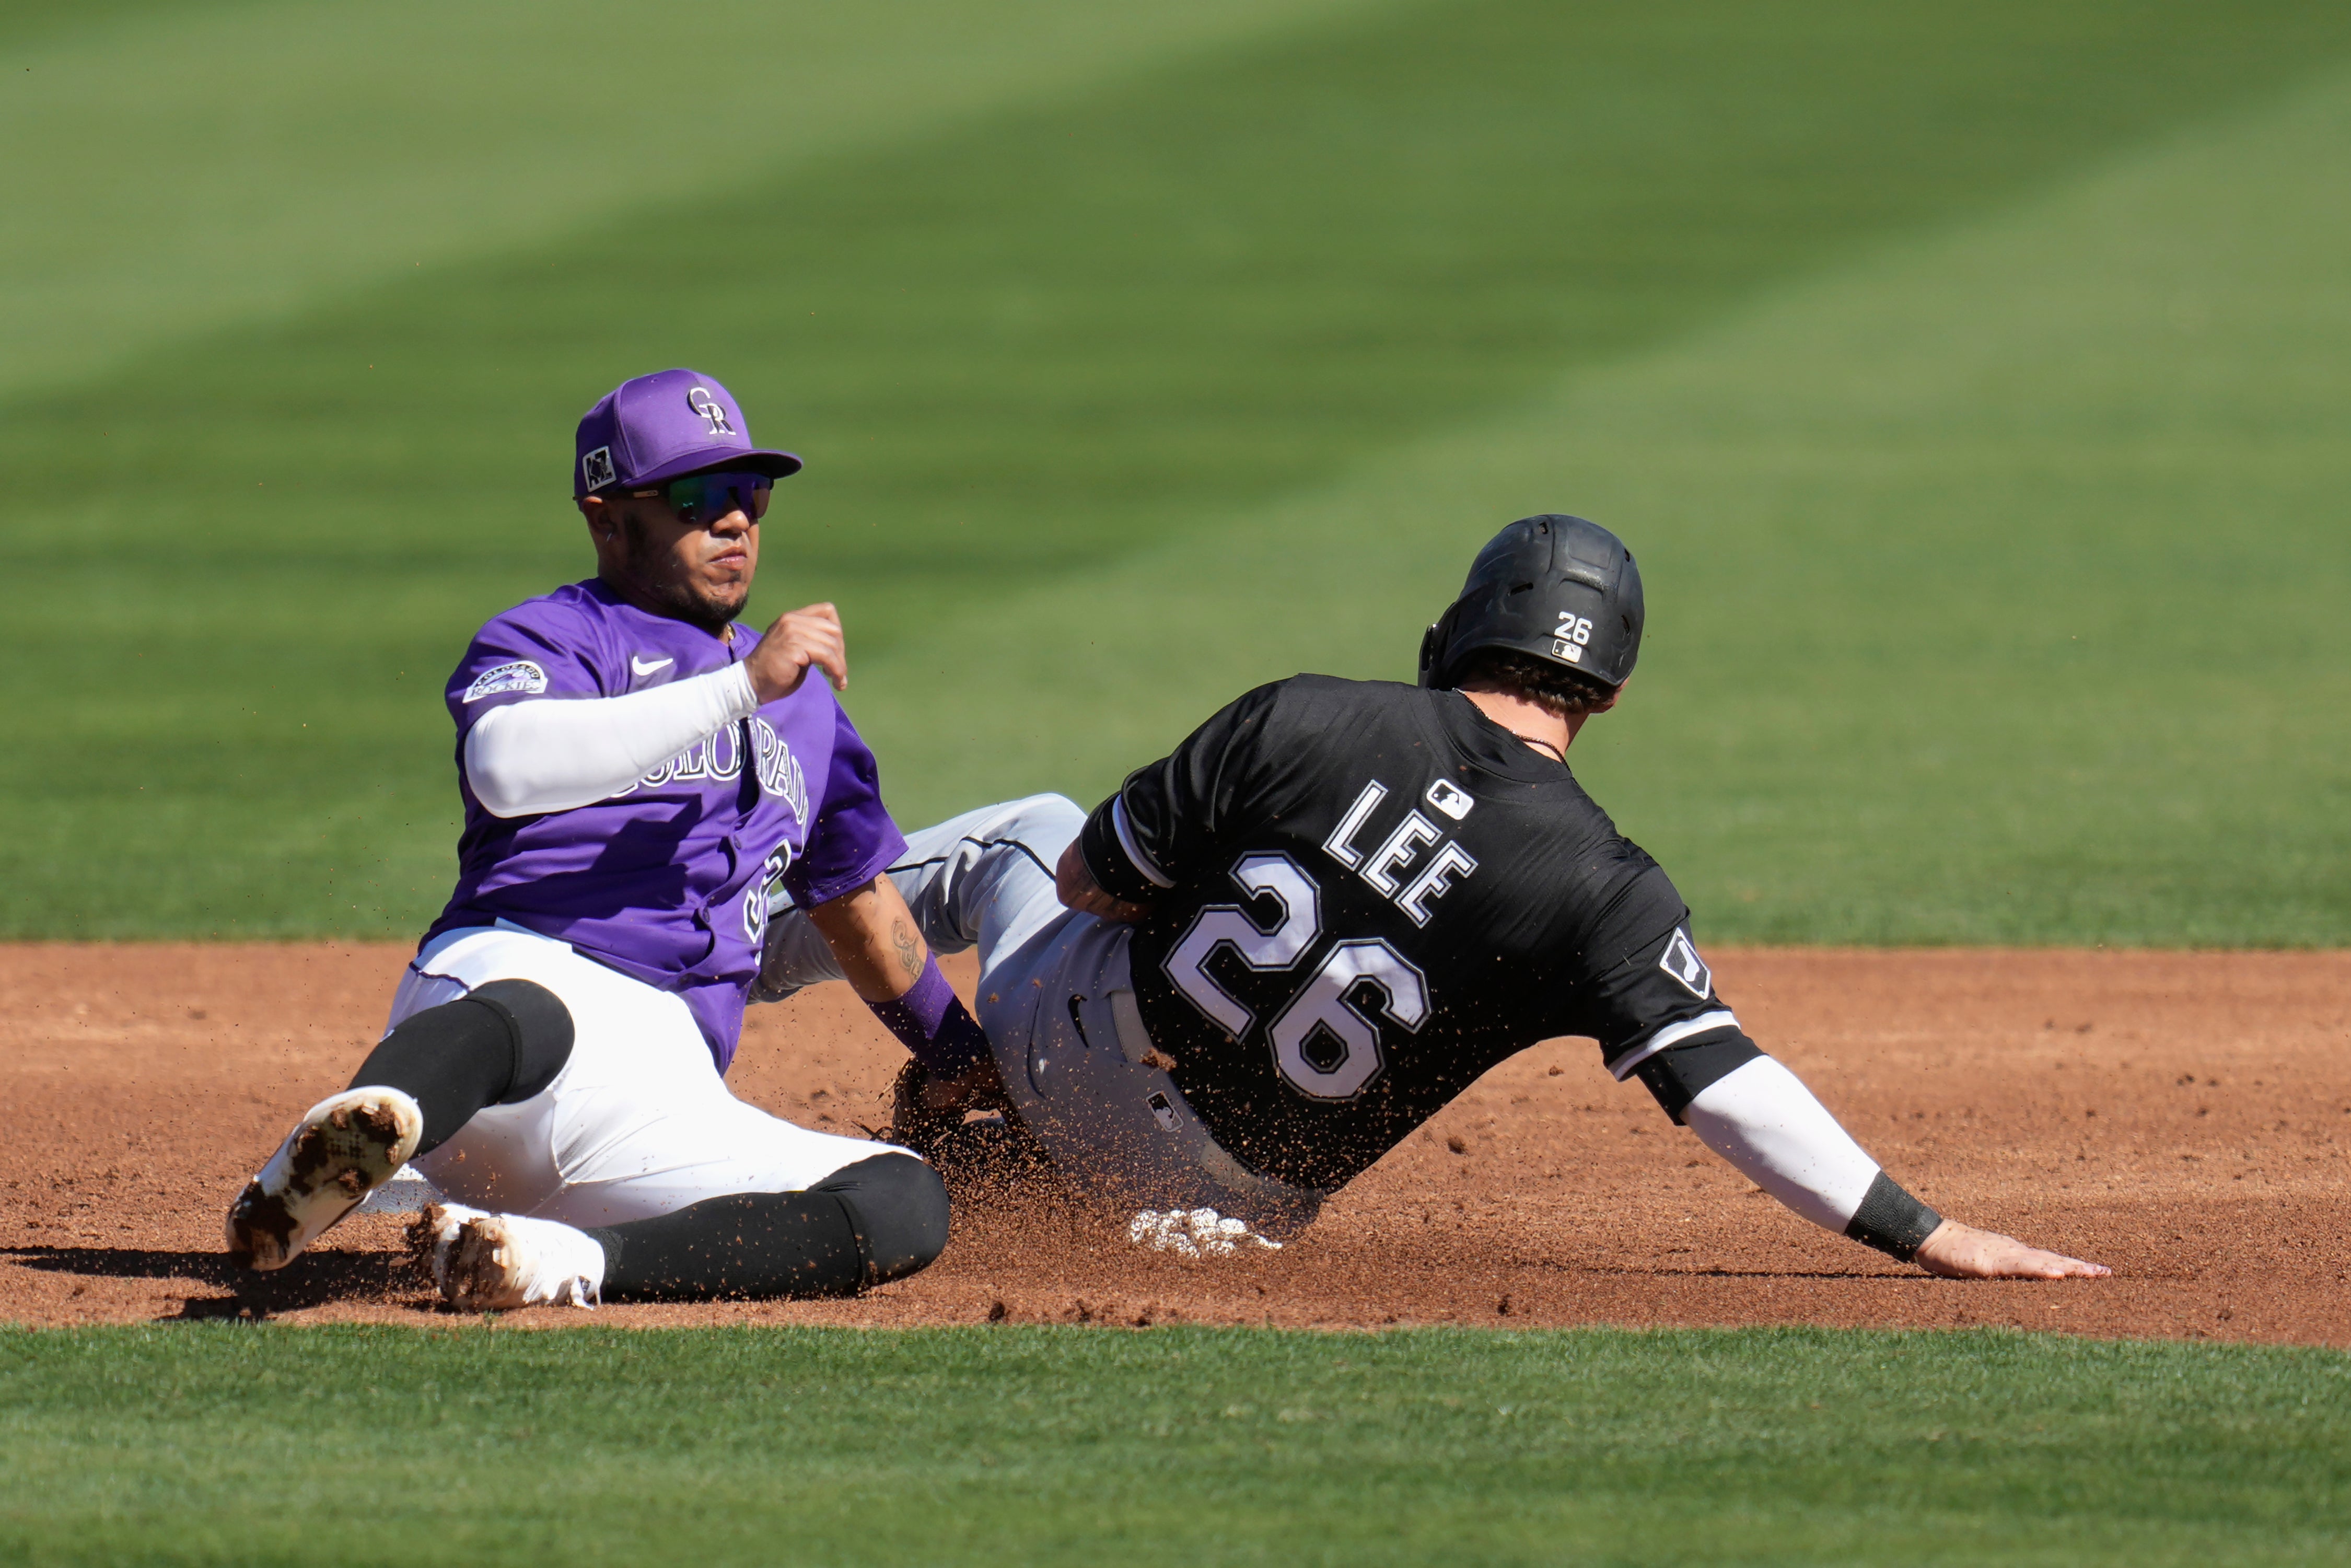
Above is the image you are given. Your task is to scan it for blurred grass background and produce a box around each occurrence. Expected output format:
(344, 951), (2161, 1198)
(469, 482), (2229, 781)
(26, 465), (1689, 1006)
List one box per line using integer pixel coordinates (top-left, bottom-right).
(2, 0), (2346, 940)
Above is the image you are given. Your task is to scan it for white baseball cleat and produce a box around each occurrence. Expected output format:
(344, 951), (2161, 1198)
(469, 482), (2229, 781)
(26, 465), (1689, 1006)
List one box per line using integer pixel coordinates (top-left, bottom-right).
(1128, 1207), (1283, 1259)
(412, 1202), (603, 1310)
(225, 1087), (425, 1270)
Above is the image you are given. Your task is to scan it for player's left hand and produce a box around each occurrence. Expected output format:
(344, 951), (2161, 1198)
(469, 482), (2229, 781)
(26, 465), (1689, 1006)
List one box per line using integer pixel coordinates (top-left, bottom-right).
(1912, 1219), (2110, 1279)
(746, 602), (847, 702)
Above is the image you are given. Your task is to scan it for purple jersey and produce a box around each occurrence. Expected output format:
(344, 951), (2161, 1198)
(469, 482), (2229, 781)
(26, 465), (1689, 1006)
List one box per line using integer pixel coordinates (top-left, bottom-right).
(424, 578), (906, 1070)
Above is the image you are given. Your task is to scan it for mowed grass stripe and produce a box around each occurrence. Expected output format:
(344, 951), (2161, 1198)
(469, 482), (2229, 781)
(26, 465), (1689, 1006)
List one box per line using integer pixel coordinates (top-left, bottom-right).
(5, 0), (2350, 937)
(0, 0), (1391, 391)
(852, 59), (2351, 944)
(1, 1326), (2346, 1567)
(0, 0), (197, 53)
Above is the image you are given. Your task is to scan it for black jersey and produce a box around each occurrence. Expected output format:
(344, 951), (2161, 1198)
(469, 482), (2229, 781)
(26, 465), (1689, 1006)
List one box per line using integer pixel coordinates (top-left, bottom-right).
(1076, 675), (1751, 1192)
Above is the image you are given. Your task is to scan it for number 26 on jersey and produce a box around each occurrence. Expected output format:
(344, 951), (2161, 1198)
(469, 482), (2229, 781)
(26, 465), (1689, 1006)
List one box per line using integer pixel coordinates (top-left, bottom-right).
(1163, 854), (1428, 1102)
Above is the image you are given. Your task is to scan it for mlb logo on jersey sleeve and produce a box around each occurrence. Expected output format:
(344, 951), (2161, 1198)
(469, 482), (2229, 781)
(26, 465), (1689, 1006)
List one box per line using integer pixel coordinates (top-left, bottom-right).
(1658, 927), (1712, 998)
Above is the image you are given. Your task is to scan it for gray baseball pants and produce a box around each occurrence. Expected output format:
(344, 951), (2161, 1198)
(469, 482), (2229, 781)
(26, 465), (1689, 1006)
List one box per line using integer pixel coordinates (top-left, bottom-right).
(759, 794), (1323, 1232)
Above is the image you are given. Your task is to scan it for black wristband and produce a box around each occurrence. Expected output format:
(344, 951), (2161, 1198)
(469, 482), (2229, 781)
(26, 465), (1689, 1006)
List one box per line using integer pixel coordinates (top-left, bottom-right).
(1844, 1171), (1942, 1262)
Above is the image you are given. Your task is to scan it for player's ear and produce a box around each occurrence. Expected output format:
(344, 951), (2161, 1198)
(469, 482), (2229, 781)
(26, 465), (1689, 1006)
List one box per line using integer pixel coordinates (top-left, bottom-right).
(1592, 677), (1627, 714)
(578, 494), (614, 539)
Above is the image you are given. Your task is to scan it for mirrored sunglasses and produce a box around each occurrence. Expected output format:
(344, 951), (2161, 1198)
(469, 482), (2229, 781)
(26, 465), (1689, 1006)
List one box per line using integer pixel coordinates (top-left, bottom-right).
(633, 470), (772, 525)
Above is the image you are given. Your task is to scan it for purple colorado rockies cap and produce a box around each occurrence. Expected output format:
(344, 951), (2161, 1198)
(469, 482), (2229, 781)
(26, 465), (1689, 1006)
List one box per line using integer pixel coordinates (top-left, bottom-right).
(573, 368), (803, 496)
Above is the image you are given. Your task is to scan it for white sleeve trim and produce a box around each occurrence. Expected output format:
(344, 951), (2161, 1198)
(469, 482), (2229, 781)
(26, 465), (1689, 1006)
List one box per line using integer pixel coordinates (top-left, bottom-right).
(1607, 1009), (1740, 1080)
(1111, 796), (1176, 889)
(463, 663), (761, 818)
(1682, 1056), (1881, 1234)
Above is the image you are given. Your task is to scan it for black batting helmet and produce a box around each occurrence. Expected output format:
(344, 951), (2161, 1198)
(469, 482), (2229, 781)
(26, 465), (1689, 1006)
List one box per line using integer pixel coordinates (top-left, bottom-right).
(1417, 515), (1644, 693)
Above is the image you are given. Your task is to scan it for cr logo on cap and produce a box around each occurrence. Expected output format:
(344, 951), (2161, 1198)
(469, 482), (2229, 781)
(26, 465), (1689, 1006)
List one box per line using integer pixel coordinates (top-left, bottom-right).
(687, 386), (735, 437)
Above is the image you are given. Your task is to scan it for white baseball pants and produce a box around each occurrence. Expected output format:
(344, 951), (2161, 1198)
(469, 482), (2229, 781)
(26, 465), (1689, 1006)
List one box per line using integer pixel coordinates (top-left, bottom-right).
(393, 924), (902, 1228)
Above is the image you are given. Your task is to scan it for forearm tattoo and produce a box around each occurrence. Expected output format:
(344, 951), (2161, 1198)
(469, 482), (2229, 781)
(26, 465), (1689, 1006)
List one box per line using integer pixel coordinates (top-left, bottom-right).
(891, 920), (922, 980)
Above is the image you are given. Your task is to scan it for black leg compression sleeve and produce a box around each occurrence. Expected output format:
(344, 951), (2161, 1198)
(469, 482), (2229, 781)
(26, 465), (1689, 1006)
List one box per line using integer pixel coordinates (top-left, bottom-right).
(586, 1193), (865, 1301)
(344, 979), (574, 1156)
(585, 1155), (950, 1302)
(812, 1153), (952, 1284)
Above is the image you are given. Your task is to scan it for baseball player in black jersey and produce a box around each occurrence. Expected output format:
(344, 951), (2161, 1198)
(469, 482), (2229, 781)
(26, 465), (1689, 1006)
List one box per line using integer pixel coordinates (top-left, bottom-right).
(761, 515), (2106, 1278)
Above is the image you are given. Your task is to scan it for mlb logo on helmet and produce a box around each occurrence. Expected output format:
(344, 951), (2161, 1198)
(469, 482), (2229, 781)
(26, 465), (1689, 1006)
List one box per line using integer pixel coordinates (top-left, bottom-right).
(571, 368), (803, 496)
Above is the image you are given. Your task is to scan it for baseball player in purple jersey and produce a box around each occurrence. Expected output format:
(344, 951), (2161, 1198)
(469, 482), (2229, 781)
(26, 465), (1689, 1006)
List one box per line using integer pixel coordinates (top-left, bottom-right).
(223, 369), (992, 1308)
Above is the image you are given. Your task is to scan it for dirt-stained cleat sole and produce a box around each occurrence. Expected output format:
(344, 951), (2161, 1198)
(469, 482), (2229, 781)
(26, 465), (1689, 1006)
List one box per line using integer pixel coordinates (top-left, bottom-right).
(414, 1202), (602, 1310)
(225, 1087), (424, 1270)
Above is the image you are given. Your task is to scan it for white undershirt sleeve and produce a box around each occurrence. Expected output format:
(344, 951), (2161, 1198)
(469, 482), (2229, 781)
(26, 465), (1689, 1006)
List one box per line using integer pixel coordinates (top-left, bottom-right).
(1682, 1056), (1882, 1234)
(463, 664), (762, 818)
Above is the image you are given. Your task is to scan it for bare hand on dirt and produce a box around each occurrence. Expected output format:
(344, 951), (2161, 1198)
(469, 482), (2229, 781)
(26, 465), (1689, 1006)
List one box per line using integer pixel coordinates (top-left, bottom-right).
(1056, 840), (1151, 923)
(1913, 1219), (2110, 1279)
(746, 602), (846, 703)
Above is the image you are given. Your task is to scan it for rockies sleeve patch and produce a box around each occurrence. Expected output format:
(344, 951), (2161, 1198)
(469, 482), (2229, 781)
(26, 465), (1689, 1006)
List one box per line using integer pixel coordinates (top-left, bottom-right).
(463, 660), (549, 702)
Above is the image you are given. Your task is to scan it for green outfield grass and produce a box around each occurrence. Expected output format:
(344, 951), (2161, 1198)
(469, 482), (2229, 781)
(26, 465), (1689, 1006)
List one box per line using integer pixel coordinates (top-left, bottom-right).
(11, 9), (2348, 1551)
(3, 0), (2347, 941)
(1, 1325), (2344, 1567)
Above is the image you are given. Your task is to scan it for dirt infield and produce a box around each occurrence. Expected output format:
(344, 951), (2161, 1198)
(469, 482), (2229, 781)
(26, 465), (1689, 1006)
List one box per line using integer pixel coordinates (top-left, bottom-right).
(2, 944), (2345, 1341)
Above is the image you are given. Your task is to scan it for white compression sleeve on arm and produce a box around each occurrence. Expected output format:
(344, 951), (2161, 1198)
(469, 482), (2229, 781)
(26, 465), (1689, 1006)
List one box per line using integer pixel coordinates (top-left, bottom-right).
(1682, 1056), (1882, 1234)
(463, 664), (761, 817)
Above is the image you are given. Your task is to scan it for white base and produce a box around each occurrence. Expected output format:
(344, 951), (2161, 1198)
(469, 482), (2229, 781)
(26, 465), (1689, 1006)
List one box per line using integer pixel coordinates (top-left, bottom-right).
(1128, 1207), (1283, 1259)
(357, 1165), (441, 1215)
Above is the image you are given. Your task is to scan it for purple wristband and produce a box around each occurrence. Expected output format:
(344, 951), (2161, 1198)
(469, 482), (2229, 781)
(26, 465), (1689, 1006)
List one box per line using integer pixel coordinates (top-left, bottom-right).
(871, 956), (992, 1075)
